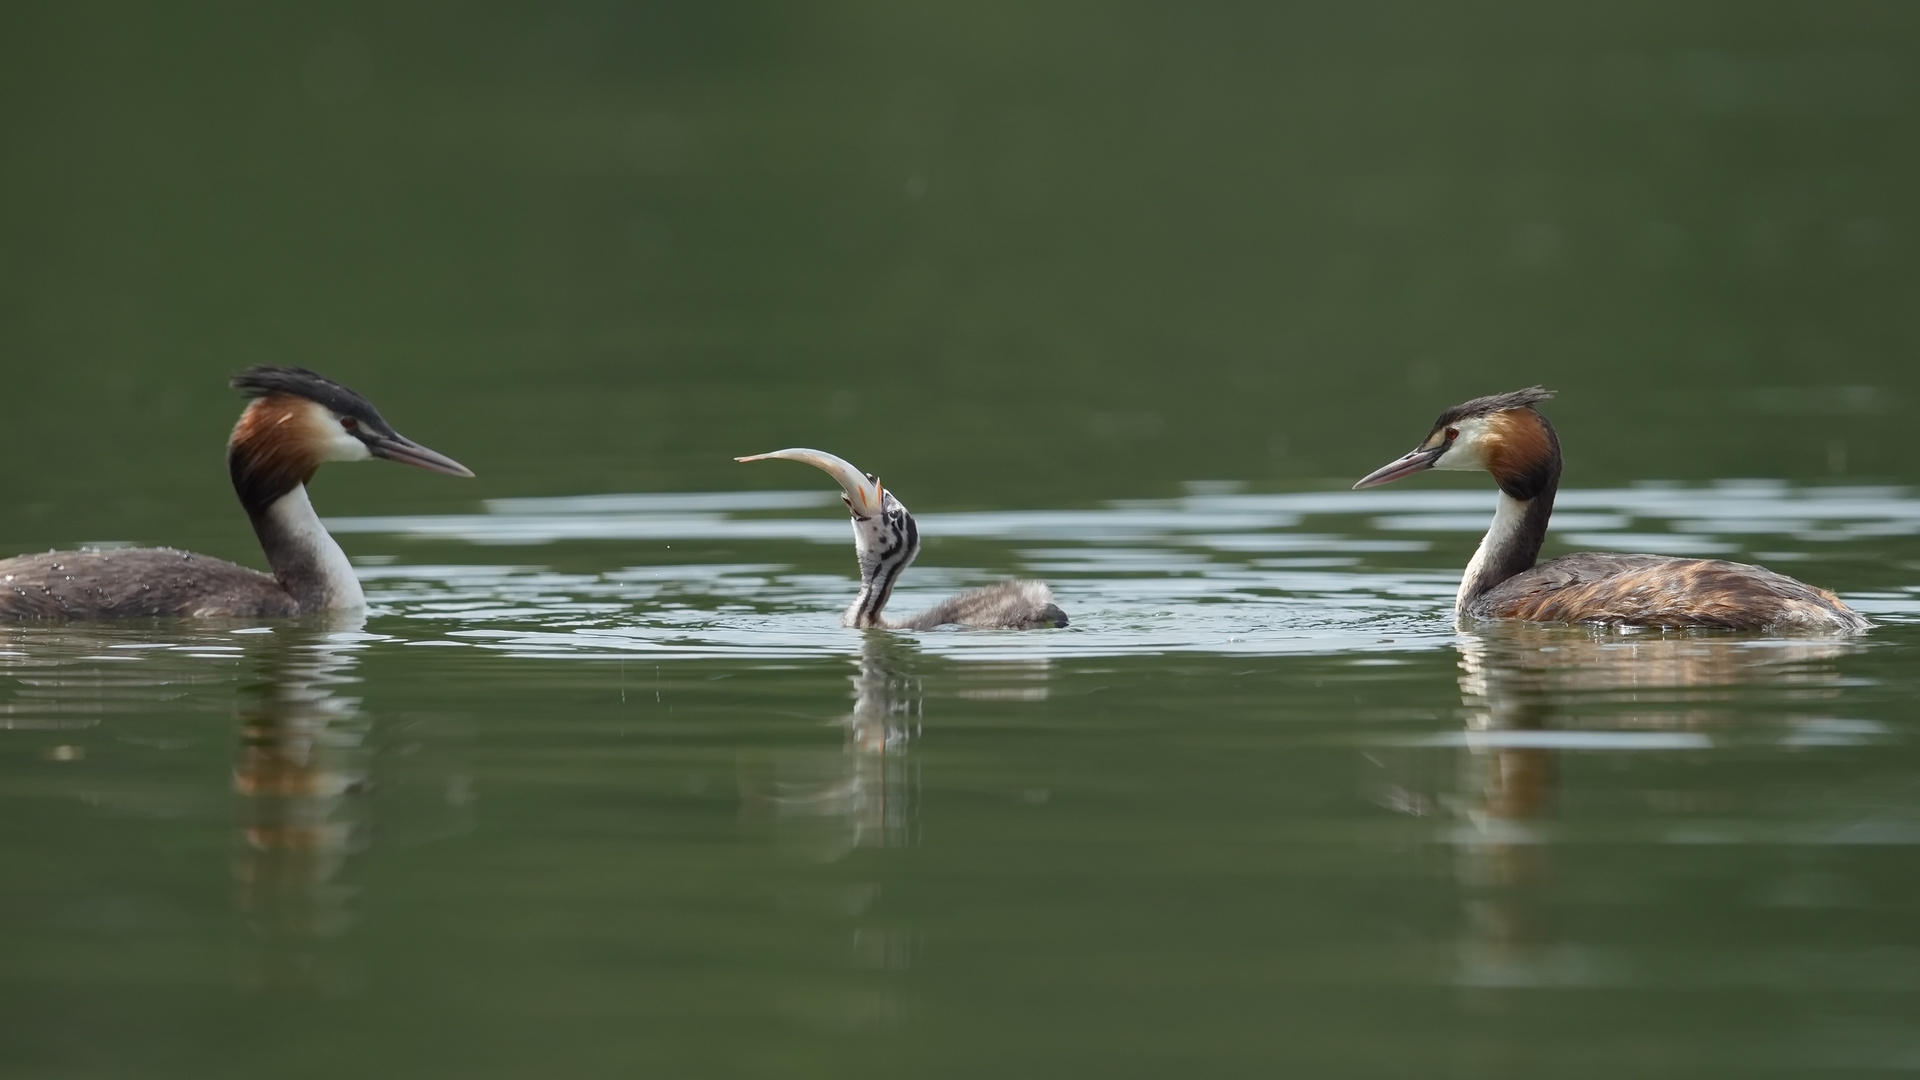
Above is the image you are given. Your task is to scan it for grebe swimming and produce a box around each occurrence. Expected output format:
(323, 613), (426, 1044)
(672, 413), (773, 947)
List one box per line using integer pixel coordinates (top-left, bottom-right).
(1354, 388), (1870, 633)
(736, 448), (1067, 630)
(0, 366), (472, 619)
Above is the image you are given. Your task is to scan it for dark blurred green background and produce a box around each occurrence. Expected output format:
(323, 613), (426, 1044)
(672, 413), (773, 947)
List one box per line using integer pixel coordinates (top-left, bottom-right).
(3, 2), (1915, 558)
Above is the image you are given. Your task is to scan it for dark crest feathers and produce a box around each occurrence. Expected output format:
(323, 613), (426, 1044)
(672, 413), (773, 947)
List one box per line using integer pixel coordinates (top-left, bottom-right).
(1433, 386), (1555, 430)
(230, 365), (395, 435)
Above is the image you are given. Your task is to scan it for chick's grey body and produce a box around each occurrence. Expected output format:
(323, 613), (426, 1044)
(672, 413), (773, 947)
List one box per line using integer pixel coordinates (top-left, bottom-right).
(886, 579), (1067, 631)
(0, 549), (296, 619)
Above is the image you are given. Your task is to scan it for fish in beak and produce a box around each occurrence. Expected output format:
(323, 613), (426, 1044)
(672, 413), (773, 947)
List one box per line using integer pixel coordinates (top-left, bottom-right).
(736, 448), (885, 517)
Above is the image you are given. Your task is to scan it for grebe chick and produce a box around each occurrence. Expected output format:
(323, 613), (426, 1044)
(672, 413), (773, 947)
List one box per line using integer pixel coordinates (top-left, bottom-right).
(1354, 388), (1870, 633)
(736, 449), (1068, 630)
(0, 366), (472, 620)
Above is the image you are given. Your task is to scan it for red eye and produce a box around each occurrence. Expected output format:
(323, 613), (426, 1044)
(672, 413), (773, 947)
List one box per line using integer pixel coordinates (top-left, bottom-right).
(341, 416), (358, 431)
(1445, 427), (1459, 440)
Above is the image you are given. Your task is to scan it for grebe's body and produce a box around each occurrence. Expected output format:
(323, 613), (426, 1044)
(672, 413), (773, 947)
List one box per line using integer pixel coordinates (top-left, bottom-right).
(0, 367), (472, 620)
(1355, 388), (1869, 634)
(737, 449), (1068, 631)
(0, 547), (312, 619)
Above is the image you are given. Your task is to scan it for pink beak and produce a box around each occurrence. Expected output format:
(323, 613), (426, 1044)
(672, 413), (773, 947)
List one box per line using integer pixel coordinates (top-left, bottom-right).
(1353, 445), (1445, 489)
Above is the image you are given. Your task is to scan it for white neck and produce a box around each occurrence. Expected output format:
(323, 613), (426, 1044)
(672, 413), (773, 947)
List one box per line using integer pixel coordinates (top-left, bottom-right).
(1458, 493), (1532, 616)
(844, 572), (900, 629)
(260, 485), (365, 612)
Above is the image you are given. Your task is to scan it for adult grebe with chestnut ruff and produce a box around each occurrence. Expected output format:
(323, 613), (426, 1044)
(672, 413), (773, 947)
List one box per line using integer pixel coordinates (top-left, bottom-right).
(0, 366), (472, 619)
(1354, 388), (1870, 633)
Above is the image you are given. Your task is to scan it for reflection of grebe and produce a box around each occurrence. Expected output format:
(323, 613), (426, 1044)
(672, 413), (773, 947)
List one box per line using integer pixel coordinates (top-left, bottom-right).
(232, 623), (373, 987)
(1439, 629), (1859, 990)
(736, 449), (1067, 630)
(1458, 627), (1858, 706)
(738, 637), (920, 859)
(231, 622), (472, 991)
(1354, 388), (1869, 632)
(0, 367), (471, 619)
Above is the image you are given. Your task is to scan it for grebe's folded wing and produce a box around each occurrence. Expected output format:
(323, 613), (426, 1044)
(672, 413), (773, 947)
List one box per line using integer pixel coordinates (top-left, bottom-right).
(1475, 553), (1868, 632)
(0, 549), (295, 619)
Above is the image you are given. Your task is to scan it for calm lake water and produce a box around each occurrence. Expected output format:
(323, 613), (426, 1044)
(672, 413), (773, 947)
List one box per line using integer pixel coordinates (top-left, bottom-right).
(6, 482), (1920, 1076)
(7, 2), (1920, 1076)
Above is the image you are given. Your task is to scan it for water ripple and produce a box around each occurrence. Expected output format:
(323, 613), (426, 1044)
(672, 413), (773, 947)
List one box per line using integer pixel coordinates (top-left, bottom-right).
(328, 483), (1920, 659)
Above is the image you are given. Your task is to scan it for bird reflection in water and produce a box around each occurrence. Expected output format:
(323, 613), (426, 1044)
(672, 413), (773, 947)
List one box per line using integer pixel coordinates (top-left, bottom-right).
(736, 635), (941, 1031)
(232, 621), (373, 991)
(1376, 627), (1859, 995)
(739, 635), (921, 861)
(232, 620), (473, 992)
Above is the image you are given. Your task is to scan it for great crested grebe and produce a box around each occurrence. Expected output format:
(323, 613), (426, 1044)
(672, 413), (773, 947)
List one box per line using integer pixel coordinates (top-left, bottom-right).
(0, 366), (472, 619)
(736, 448), (1068, 630)
(1354, 388), (1871, 633)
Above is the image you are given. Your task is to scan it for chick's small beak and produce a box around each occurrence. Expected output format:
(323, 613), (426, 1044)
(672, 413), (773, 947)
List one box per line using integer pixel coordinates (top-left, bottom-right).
(367, 432), (475, 478)
(1353, 445), (1444, 489)
(736, 448), (884, 517)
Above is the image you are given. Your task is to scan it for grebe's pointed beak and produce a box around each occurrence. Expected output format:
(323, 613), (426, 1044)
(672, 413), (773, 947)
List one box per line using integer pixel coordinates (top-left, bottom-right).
(366, 432), (475, 478)
(1354, 444), (1444, 489)
(736, 448), (884, 517)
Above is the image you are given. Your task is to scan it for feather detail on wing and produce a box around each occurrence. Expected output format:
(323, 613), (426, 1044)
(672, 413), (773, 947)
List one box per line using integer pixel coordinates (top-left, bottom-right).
(1471, 554), (1870, 633)
(0, 548), (296, 619)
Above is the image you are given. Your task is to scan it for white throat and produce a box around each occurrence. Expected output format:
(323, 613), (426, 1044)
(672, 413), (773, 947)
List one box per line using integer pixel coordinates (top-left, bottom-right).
(1458, 493), (1530, 615)
(265, 485), (366, 611)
